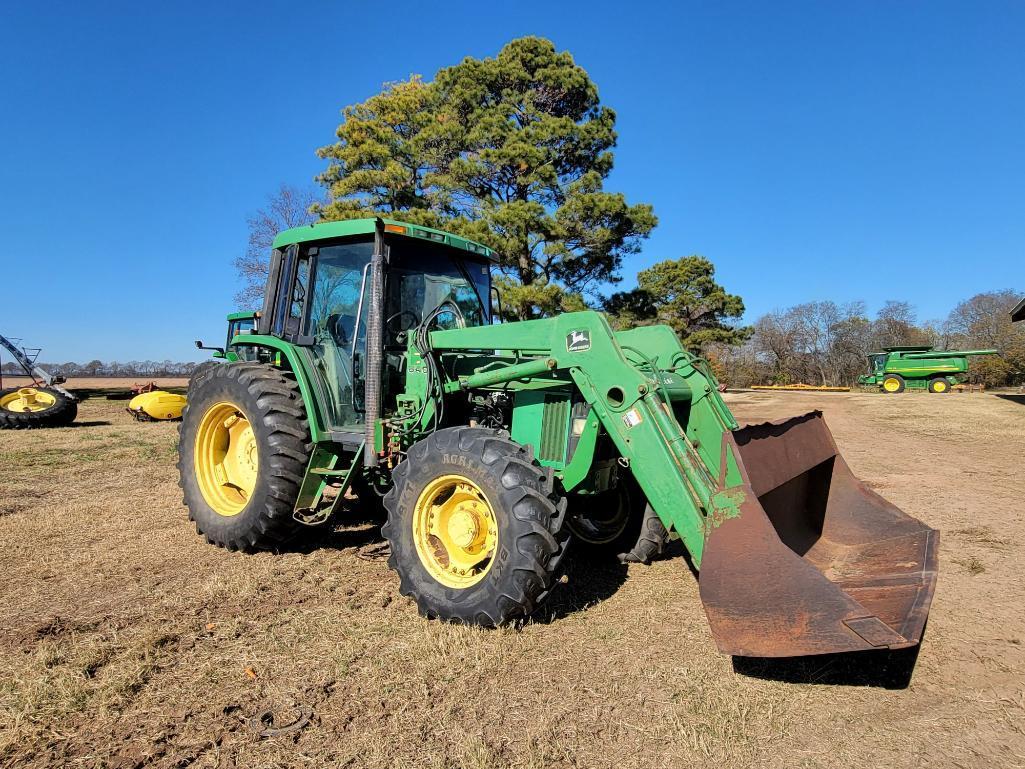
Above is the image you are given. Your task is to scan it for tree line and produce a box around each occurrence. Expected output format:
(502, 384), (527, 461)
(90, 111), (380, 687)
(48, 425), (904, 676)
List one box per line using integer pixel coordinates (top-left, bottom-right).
(10, 290), (1020, 388)
(0, 360), (202, 379)
(706, 290), (1024, 388)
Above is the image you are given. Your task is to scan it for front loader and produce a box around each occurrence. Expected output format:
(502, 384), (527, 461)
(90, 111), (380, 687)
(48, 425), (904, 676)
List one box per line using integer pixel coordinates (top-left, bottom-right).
(179, 218), (937, 657)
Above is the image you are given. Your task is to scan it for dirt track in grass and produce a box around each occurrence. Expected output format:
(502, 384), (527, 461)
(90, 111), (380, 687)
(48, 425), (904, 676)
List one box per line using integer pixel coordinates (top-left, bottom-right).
(0, 390), (1022, 768)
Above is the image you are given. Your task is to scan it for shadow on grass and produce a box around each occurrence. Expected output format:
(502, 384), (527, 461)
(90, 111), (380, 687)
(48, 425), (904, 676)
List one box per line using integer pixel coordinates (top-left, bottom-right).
(290, 521), (383, 555)
(69, 420), (113, 428)
(287, 495), (386, 555)
(732, 640), (923, 689)
(531, 550), (630, 624)
(995, 394), (1025, 406)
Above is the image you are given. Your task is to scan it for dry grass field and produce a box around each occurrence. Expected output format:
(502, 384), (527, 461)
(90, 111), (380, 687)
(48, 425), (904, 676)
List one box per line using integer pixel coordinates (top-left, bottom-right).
(1, 390), (1023, 768)
(1, 377), (190, 393)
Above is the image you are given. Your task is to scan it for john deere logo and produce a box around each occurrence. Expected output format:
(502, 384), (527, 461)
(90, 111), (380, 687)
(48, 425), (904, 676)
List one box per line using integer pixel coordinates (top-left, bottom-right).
(566, 330), (590, 352)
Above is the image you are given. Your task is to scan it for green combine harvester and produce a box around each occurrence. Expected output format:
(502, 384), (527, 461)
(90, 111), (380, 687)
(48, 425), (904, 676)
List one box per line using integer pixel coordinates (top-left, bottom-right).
(859, 346), (998, 393)
(180, 218), (938, 658)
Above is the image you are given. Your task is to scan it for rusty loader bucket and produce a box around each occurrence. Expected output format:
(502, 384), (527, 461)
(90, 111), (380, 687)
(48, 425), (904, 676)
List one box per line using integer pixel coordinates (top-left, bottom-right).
(699, 411), (938, 658)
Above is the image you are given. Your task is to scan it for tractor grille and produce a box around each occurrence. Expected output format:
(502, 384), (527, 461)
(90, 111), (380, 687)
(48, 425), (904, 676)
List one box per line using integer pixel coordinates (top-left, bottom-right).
(540, 396), (570, 463)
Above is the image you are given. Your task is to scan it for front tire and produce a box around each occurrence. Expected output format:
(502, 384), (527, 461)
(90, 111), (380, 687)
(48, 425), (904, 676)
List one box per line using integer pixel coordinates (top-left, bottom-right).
(178, 362), (311, 552)
(382, 427), (568, 626)
(881, 374), (905, 394)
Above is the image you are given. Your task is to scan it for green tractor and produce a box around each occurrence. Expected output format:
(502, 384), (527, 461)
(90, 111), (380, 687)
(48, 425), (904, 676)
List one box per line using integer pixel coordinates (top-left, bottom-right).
(179, 218), (938, 658)
(859, 346), (998, 393)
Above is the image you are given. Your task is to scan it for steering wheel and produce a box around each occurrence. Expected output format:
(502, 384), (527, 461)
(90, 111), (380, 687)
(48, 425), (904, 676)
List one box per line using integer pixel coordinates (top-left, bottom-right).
(423, 300), (467, 331)
(385, 311), (420, 341)
(327, 313), (355, 346)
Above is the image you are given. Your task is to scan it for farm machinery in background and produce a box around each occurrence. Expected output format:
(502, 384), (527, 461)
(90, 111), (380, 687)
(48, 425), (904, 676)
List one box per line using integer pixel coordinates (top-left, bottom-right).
(126, 388), (187, 421)
(859, 346), (999, 393)
(126, 313), (259, 422)
(0, 334), (78, 429)
(177, 217), (938, 659)
(126, 312), (262, 422)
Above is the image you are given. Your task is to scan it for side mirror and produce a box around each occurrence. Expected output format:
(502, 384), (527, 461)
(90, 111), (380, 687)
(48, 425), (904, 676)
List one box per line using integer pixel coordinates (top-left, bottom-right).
(195, 340), (225, 355)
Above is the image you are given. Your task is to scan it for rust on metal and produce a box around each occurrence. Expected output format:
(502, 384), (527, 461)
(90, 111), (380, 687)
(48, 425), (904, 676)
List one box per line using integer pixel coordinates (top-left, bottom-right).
(698, 411), (938, 658)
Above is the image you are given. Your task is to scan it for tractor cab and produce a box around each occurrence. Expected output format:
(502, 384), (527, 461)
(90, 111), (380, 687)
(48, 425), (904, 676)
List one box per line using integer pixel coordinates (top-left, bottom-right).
(246, 218), (495, 446)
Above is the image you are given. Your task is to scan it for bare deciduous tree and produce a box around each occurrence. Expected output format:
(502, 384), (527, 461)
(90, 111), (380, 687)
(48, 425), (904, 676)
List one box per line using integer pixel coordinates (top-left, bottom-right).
(871, 300), (930, 349)
(234, 184), (321, 309)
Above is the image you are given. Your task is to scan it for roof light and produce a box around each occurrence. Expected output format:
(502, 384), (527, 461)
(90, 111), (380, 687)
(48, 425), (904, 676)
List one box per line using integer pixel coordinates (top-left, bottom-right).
(384, 224), (407, 234)
(413, 228), (446, 243)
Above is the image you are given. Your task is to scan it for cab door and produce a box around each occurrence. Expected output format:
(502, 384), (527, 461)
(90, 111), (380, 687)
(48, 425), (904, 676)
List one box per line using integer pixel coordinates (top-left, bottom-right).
(299, 239), (375, 431)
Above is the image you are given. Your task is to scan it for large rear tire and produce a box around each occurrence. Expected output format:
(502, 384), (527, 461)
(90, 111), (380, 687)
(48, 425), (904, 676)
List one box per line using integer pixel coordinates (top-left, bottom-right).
(177, 362), (311, 552)
(0, 386), (77, 429)
(382, 427), (568, 626)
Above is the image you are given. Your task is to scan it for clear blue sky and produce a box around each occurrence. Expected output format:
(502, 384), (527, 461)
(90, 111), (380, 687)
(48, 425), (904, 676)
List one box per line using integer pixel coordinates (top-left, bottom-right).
(2, 1), (1023, 361)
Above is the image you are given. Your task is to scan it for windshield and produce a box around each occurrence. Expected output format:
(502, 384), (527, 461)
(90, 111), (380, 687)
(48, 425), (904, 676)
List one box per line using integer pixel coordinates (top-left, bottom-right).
(870, 354), (886, 372)
(386, 240), (490, 329)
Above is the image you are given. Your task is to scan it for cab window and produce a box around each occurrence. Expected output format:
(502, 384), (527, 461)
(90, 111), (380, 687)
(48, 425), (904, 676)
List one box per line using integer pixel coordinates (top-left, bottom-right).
(385, 241), (490, 335)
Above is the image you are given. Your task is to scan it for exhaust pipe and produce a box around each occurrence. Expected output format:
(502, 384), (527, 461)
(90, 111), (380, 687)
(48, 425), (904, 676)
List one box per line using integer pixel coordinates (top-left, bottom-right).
(363, 221), (386, 468)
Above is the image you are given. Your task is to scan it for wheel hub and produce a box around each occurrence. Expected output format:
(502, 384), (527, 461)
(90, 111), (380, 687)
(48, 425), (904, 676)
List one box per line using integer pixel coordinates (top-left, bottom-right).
(413, 475), (498, 589)
(447, 508), (481, 548)
(193, 402), (259, 517)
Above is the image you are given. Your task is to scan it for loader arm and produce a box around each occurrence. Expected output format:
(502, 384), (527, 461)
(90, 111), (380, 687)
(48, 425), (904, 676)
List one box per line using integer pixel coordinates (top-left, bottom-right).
(429, 311), (748, 567)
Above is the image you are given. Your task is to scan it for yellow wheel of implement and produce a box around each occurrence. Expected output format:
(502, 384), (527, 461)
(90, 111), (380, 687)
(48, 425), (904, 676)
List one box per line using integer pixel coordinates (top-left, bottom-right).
(0, 385), (77, 429)
(929, 378), (949, 393)
(0, 387), (56, 413)
(412, 474), (498, 588)
(193, 401), (259, 517)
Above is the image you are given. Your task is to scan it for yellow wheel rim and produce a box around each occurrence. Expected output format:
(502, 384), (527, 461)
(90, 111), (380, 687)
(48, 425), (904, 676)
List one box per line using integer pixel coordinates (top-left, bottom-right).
(0, 388), (57, 413)
(933, 380), (947, 392)
(412, 474), (498, 589)
(883, 378), (901, 392)
(193, 401), (259, 517)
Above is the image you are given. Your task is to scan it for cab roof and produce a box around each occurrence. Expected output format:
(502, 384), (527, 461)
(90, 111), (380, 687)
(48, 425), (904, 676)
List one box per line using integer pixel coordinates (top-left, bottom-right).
(1012, 297), (1025, 323)
(271, 217), (496, 262)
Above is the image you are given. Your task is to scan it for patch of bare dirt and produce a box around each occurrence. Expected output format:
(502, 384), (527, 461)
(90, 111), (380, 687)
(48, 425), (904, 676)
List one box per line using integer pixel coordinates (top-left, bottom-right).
(0, 393), (1022, 768)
